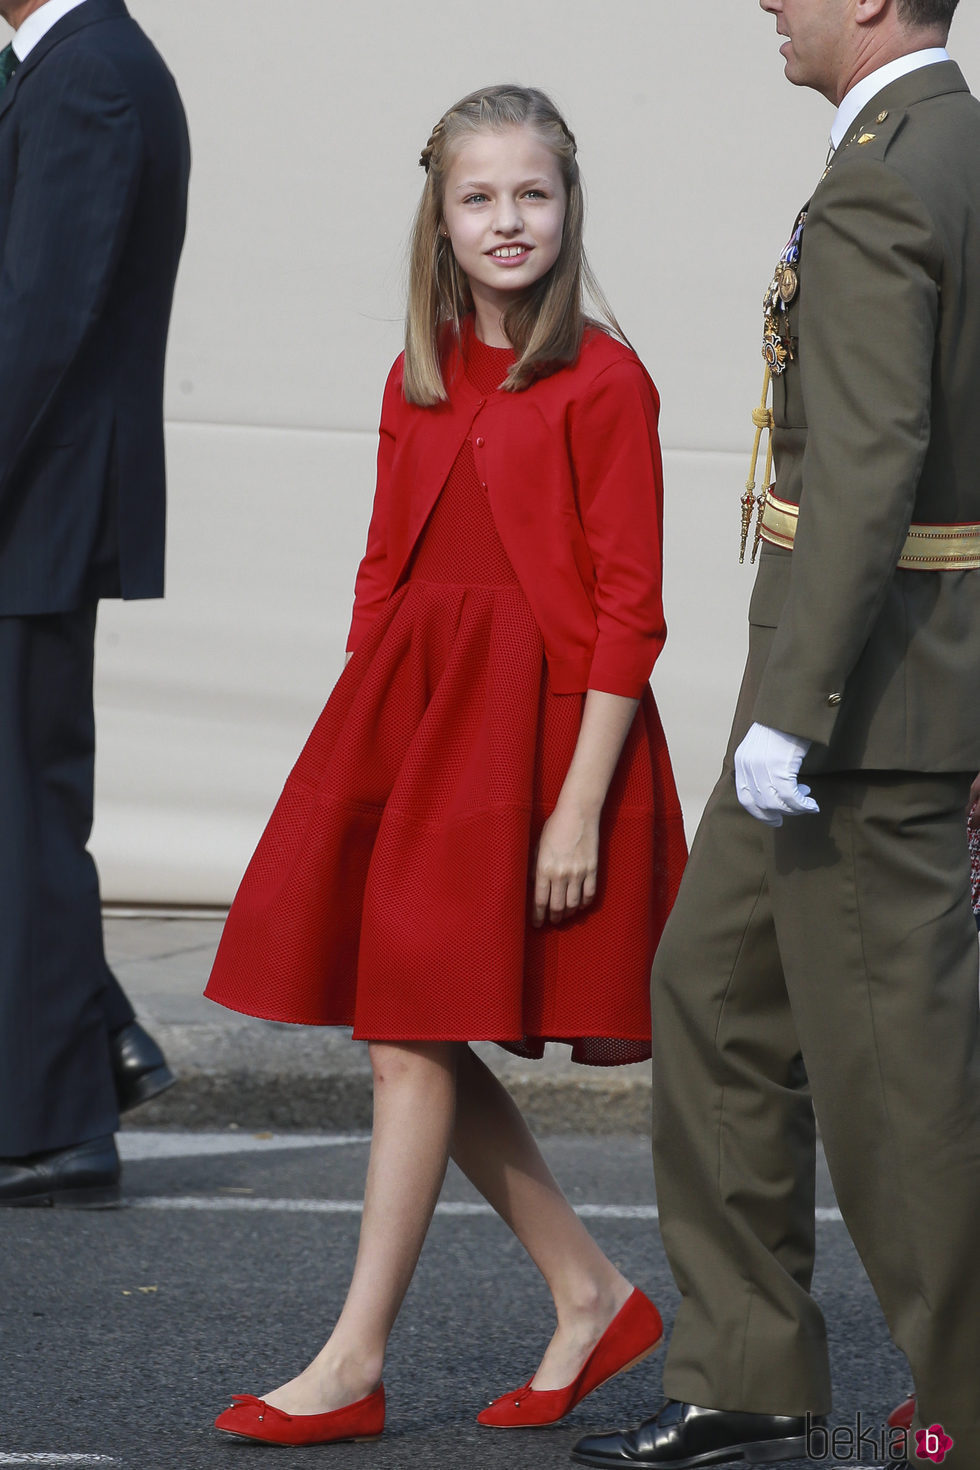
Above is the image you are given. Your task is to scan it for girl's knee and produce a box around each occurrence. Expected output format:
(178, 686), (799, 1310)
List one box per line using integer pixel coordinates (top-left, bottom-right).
(368, 1039), (459, 1084)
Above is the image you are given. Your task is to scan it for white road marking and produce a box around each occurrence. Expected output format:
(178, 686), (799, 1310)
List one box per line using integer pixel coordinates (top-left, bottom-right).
(128, 1196), (846, 1222)
(0, 1458), (117, 1465)
(118, 1130), (368, 1161)
(117, 1134), (846, 1221)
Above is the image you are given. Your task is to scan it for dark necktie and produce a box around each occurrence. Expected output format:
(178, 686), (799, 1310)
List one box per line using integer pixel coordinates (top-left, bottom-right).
(0, 43), (19, 92)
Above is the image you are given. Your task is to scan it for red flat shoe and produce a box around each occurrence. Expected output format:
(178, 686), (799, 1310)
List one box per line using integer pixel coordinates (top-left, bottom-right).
(477, 1287), (662, 1428)
(888, 1394), (916, 1431)
(214, 1384), (385, 1445)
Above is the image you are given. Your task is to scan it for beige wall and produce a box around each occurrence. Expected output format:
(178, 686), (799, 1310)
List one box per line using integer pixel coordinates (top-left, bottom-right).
(87, 2), (980, 903)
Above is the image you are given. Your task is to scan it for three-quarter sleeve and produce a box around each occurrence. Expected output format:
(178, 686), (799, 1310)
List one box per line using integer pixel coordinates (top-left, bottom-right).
(346, 356), (403, 652)
(568, 358), (667, 697)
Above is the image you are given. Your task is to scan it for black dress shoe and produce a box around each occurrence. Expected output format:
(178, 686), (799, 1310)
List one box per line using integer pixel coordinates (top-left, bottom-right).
(110, 1021), (175, 1112)
(0, 1135), (120, 1208)
(571, 1400), (822, 1467)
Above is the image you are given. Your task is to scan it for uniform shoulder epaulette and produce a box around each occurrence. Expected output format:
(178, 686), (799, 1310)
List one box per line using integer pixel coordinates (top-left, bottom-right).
(840, 106), (905, 162)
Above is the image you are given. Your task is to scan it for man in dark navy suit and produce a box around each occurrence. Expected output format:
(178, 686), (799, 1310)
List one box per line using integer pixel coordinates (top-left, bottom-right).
(0, 0), (189, 1205)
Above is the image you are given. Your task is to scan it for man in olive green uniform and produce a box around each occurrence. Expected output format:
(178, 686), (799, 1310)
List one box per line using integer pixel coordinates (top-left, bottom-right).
(572, 1), (980, 1467)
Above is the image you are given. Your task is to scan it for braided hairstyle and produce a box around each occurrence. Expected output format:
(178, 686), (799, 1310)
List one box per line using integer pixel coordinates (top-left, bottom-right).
(404, 84), (623, 405)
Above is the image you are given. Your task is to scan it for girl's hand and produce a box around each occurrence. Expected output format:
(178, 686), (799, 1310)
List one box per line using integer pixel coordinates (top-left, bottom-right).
(530, 689), (639, 927)
(532, 801), (600, 927)
(969, 771), (980, 831)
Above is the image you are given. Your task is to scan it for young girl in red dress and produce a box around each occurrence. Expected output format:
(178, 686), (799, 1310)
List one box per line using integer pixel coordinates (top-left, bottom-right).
(206, 84), (687, 1448)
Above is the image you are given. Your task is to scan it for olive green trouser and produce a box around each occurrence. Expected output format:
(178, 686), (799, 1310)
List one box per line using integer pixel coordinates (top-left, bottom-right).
(652, 768), (980, 1465)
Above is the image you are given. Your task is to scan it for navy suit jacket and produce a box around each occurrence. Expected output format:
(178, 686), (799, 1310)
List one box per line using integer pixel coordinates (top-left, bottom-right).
(0, 0), (189, 613)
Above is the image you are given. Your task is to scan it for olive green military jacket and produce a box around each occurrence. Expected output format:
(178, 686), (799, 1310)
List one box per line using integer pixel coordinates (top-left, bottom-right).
(740, 62), (980, 773)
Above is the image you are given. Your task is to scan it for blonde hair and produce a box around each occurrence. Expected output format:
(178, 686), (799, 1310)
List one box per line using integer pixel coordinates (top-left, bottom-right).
(404, 84), (625, 406)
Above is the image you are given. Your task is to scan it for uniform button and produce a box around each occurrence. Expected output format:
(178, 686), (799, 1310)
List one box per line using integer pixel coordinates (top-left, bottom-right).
(480, 481), (487, 490)
(827, 692), (842, 706)
(475, 436), (485, 447)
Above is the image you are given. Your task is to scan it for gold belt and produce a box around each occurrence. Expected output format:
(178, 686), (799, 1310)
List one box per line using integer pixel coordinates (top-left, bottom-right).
(759, 491), (980, 570)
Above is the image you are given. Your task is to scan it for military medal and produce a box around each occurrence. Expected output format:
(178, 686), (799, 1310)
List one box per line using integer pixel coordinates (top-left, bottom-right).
(761, 207), (806, 377)
(762, 326), (788, 375)
(777, 265), (798, 303)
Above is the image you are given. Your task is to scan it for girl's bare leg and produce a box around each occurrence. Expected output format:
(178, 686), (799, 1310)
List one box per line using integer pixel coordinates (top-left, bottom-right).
(451, 1044), (634, 1391)
(262, 1039), (460, 1415)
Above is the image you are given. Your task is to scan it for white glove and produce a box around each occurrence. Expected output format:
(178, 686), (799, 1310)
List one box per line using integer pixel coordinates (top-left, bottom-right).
(734, 722), (819, 827)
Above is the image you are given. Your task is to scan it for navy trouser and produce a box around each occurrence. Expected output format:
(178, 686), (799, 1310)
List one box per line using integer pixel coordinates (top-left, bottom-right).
(0, 607), (133, 1156)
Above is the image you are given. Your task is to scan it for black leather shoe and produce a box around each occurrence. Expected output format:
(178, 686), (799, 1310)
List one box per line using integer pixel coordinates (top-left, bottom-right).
(0, 1135), (120, 1208)
(571, 1400), (822, 1467)
(110, 1021), (175, 1112)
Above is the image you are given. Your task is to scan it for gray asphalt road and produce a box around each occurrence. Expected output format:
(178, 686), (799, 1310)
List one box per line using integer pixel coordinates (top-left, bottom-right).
(0, 1133), (906, 1469)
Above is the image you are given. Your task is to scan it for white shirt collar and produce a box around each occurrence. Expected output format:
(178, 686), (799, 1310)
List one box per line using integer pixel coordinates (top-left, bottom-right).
(830, 48), (950, 150)
(11, 0), (89, 61)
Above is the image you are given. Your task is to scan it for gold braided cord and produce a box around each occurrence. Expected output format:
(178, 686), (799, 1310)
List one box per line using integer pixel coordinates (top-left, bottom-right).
(741, 366), (774, 563)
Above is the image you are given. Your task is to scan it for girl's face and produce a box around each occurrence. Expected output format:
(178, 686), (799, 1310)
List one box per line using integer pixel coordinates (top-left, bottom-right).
(441, 125), (566, 324)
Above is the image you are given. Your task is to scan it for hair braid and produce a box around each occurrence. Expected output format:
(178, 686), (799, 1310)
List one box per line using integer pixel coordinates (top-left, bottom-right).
(419, 118), (447, 173)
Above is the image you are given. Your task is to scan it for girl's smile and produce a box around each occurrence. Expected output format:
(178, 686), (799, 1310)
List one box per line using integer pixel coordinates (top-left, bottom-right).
(487, 243), (535, 265)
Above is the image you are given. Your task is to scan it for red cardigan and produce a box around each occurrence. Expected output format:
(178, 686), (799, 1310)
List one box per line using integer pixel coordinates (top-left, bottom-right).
(347, 321), (667, 699)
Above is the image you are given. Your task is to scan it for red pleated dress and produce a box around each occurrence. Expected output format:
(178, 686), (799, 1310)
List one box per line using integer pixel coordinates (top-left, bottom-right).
(205, 337), (687, 1065)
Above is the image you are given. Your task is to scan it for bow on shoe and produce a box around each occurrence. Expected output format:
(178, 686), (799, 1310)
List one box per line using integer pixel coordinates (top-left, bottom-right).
(485, 1379), (534, 1409)
(228, 1394), (293, 1423)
